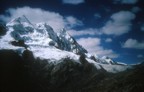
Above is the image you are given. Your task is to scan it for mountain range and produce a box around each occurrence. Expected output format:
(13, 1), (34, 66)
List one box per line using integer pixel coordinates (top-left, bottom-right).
(0, 15), (143, 92)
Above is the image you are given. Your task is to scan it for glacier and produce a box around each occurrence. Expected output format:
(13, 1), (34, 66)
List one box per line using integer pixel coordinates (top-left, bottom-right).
(0, 15), (132, 73)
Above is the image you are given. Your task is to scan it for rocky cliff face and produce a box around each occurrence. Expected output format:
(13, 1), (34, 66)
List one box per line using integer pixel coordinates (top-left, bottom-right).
(0, 16), (142, 92)
(0, 15), (131, 73)
(3, 15), (87, 54)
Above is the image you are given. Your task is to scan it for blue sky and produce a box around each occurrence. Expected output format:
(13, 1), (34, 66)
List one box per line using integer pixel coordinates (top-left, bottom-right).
(0, 0), (144, 64)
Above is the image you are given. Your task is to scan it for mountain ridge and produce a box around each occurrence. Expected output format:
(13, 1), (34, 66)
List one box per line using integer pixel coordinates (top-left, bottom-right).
(0, 16), (143, 92)
(0, 15), (132, 73)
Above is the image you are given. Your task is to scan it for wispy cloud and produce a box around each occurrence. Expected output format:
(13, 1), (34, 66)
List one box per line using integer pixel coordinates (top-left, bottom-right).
(62, 0), (85, 5)
(131, 6), (141, 13)
(68, 28), (100, 37)
(77, 37), (118, 58)
(114, 0), (138, 4)
(141, 24), (144, 31)
(101, 11), (135, 36)
(0, 7), (64, 31)
(122, 38), (144, 49)
(94, 13), (101, 19)
(0, 6), (82, 31)
(137, 54), (143, 58)
(65, 16), (83, 28)
(105, 38), (112, 42)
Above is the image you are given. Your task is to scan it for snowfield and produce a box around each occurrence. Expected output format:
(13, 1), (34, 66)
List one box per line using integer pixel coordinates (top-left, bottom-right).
(0, 15), (133, 73)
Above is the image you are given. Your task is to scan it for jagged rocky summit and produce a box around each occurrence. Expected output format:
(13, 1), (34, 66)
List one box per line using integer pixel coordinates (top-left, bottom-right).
(0, 15), (144, 92)
(0, 15), (132, 73)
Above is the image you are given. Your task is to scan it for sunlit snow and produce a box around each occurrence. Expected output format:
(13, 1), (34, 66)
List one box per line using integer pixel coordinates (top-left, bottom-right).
(0, 15), (132, 73)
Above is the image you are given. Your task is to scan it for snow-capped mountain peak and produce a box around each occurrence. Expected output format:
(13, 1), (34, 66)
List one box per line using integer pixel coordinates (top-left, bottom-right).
(5, 15), (87, 54)
(7, 15), (33, 27)
(0, 16), (132, 73)
(101, 56), (116, 64)
(0, 15), (87, 60)
(58, 28), (87, 54)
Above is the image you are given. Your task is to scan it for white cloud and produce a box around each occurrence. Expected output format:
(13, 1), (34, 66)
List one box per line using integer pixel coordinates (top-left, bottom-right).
(0, 7), (64, 31)
(122, 38), (144, 49)
(68, 28), (100, 36)
(96, 49), (119, 58)
(77, 37), (102, 54)
(105, 38), (112, 42)
(77, 37), (118, 58)
(114, 0), (138, 4)
(0, 6), (82, 31)
(102, 11), (135, 36)
(62, 0), (84, 5)
(137, 54), (143, 58)
(65, 16), (83, 28)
